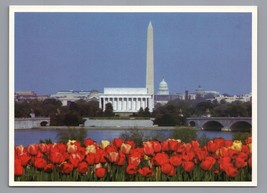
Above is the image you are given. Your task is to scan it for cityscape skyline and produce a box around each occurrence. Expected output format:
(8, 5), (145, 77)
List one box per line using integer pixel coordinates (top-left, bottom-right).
(15, 12), (252, 95)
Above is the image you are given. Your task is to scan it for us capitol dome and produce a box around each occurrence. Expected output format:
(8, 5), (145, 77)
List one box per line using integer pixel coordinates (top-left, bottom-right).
(157, 78), (170, 95)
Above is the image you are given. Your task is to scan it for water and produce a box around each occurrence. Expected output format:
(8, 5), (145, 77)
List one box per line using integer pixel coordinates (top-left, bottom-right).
(14, 129), (234, 146)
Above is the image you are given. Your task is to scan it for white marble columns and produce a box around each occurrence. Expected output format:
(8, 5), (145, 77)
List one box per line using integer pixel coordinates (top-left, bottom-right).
(99, 96), (152, 112)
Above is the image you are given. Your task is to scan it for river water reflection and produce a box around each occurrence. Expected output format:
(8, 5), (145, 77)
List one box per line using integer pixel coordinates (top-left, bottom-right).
(14, 129), (235, 146)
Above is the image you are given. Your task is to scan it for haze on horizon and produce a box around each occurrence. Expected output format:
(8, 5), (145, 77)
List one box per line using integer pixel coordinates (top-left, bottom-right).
(15, 12), (252, 96)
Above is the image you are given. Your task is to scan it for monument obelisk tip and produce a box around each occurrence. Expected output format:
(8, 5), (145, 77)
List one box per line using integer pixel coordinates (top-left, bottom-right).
(148, 21), (153, 28)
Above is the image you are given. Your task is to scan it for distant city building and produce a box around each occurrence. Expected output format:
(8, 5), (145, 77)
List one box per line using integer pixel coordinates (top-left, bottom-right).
(99, 22), (155, 114)
(213, 93), (252, 103)
(15, 91), (49, 102)
(50, 90), (100, 106)
(154, 85), (223, 105)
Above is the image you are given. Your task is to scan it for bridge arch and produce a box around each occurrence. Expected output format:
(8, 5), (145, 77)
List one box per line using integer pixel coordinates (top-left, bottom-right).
(189, 121), (196, 127)
(202, 121), (224, 131)
(230, 121), (252, 132)
(40, 121), (48, 126)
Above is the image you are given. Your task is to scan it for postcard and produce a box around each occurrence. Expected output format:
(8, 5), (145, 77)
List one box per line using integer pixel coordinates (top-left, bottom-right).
(9, 5), (257, 186)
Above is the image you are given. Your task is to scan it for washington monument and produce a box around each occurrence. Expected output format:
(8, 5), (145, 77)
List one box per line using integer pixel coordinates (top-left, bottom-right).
(146, 21), (154, 96)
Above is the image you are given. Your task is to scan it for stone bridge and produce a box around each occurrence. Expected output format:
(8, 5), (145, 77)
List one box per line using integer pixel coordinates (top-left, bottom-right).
(15, 117), (50, 129)
(186, 117), (252, 132)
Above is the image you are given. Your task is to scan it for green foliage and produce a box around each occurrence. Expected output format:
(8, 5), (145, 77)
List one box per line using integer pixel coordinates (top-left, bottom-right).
(119, 129), (145, 147)
(233, 132), (252, 144)
(63, 112), (84, 126)
(39, 139), (53, 144)
(56, 128), (87, 144)
(197, 133), (211, 147)
(104, 103), (115, 117)
(135, 107), (152, 118)
(119, 129), (168, 147)
(195, 101), (215, 116)
(171, 127), (198, 143)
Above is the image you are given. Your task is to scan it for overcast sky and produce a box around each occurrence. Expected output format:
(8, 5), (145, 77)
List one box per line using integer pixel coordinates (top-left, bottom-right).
(15, 12), (252, 95)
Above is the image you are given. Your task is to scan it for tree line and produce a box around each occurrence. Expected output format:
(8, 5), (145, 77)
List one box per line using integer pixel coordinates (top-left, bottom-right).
(15, 98), (251, 126)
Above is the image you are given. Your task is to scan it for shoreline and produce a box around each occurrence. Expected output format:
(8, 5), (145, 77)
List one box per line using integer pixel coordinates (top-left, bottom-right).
(15, 126), (197, 131)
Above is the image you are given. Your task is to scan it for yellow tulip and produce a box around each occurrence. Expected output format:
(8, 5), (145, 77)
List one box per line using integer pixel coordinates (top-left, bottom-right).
(231, 140), (242, 151)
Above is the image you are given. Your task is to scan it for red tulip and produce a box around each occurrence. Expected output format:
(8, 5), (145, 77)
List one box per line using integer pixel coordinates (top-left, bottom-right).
(182, 161), (195, 172)
(49, 150), (65, 164)
(70, 157), (80, 168)
(112, 138), (123, 149)
(200, 156), (216, 171)
(176, 143), (185, 153)
(228, 149), (240, 160)
(95, 167), (106, 178)
(168, 139), (180, 152)
(234, 157), (247, 168)
(237, 152), (249, 161)
(107, 151), (119, 163)
(184, 143), (192, 152)
(224, 140), (233, 147)
(218, 147), (229, 157)
(120, 143), (132, 155)
(153, 152), (169, 166)
(38, 143), (49, 153)
(182, 151), (195, 161)
(214, 138), (225, 148)
(14, 158), (24, 176)
(225, 166), (238, 178)
(44, 163), (53, 173)
(105, 145), (117, 153)
(245, 136), (252, 144)
(169, 155), (182, 167)
(53, 143), (67, 154)
(86, 152), (96, 166)
(143, 141), (154, 156)
(161, 163), (173, 175)
(15, 145), (25, 156)
(98, 149), (108, 164)
(60, 162), (74, 174)
(77, 162), (88, 174)
(207, 140), (218, 153)
(191, 140), (200, 151)
(241, 145), (250, 155)
(152, 141), (161, 153)
(196, 149), (208, 161)
(161, 140), (169, 152)
(84, 138), (96, 146)
(138, 167), (154, 177)
(125, 140), (135, 149)
(128, 151), (142, 167)
(114, 151), (125, 166)
(219, 157), (232, 172)
(34, 157), (47, 170)
(126, 164), (137, 175)
(18, 154), (31, 166)
(27, 144), (39, 156)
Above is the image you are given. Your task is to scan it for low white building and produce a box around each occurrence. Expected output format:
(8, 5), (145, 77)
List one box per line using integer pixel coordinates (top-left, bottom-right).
(214, 93), (252, 103)
(50, 90), (99, 106)
(99, 88), (154, 113)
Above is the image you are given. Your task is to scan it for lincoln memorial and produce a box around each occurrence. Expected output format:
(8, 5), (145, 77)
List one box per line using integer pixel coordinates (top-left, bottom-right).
(99, 88), (154, 113)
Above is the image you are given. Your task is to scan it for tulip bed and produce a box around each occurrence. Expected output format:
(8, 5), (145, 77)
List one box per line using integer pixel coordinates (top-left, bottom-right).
(14, 137), (252, 181)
